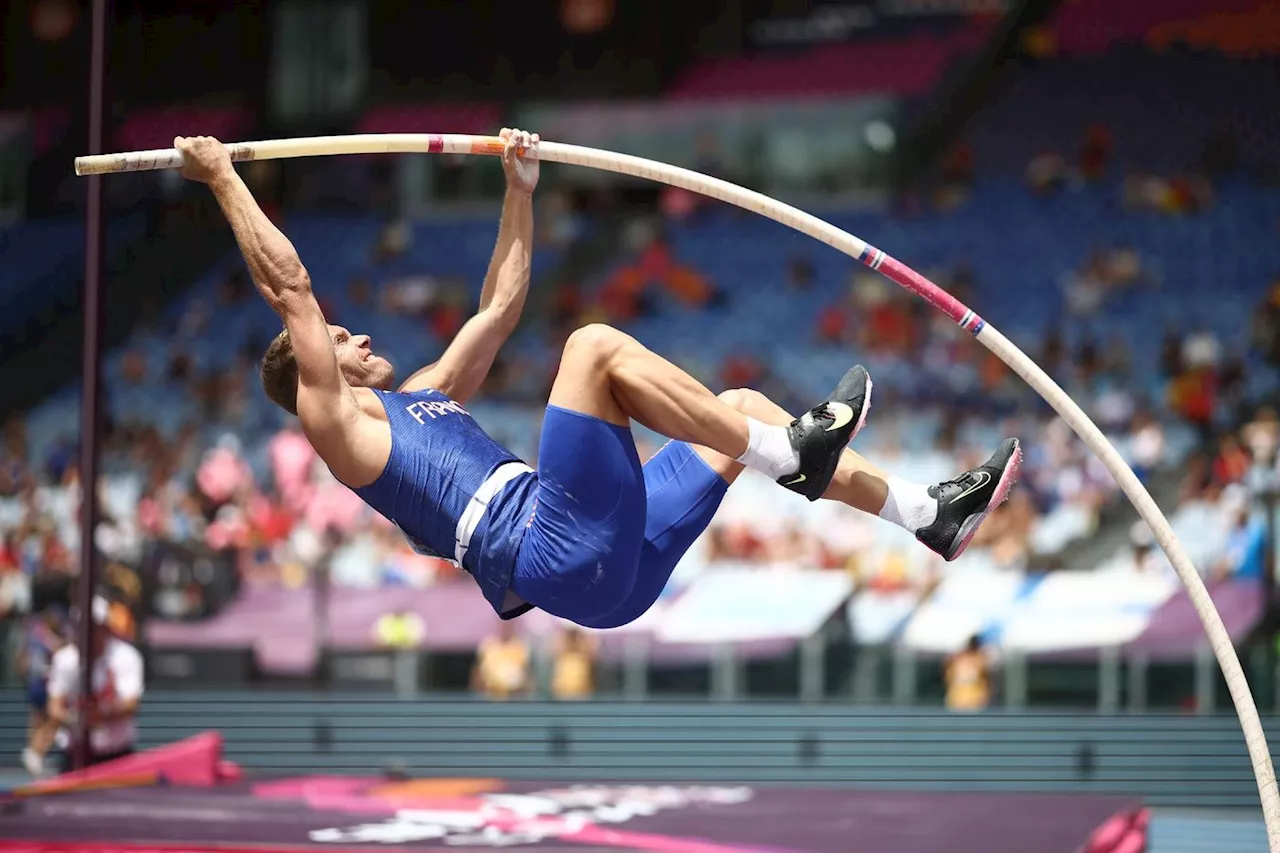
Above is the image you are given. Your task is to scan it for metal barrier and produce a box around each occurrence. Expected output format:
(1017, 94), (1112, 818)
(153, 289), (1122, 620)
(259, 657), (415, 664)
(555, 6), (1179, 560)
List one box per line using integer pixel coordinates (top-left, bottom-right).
(0, 690), (1268, 808)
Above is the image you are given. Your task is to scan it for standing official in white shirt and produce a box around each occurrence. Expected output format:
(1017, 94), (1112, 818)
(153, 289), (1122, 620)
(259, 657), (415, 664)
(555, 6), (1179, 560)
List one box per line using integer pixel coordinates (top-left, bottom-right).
(46, 597), (144, 773)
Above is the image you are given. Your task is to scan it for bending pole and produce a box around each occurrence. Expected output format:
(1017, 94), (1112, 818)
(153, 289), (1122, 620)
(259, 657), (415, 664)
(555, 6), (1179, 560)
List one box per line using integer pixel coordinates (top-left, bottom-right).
(73, 133), (1280, 847)
(75, 0), (109, 772)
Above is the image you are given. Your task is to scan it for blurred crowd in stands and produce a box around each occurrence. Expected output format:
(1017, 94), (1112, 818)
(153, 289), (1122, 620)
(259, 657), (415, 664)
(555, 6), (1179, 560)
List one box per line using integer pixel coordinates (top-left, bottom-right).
(2, 115), (1279, 645)
(3, 1), (1280, 723)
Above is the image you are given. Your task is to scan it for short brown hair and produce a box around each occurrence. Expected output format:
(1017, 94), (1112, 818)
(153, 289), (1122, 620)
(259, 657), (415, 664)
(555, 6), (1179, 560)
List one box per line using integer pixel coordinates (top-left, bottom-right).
(261, 328), (300, 415)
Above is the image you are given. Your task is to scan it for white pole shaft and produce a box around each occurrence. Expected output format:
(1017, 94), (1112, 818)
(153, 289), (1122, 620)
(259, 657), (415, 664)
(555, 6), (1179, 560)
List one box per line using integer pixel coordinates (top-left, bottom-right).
(74, 133), (1280, 846)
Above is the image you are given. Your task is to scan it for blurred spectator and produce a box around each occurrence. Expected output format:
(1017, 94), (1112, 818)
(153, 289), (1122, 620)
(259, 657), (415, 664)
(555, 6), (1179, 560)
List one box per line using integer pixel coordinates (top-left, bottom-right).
(1213, 485), (1266, 582)
(1026, 151), (1068, 195)
(47, 601), (144, 773)
(269, 421), (317, 512)
(101, 591), (138, 644)
(1250, 277), (1280, 365)
(197, 434), (253, 509)
(374, 607), (426, 650)
(1093, 381), (1136, 432)
(1102, 335), (1133, 381)
(1213, 434), (1251, 487)
(372, 220), (410, 264)
(1126, 523), (1168, 576)
(551, 280), (584, 330)
(1061, 252), (1108, 317)
(1243, 407), (1280, 470)
(428, 287), (468, 340)
(302, 459), (370, 538)
(719, 352), (765, 390)
(1060, 246), (1147, 318)
(1168, 360), (1218, 447)
(945, 635), (991, 712)
(19, 606), (66, 777)
(120, 350), (147, 386)
(1178, 451), (1214, 505)
(1040, 325), (1066, 375)
(1183, 329), (1222, 371)
(536, 189), (584, 248)
(551, 626), (598, 701)
(1129, 412), (1166, 482)
(379, 274), (440, 320)
(472, 622), (530, 700)
(1218, 352), (1247, 417)
(816, 296), (851, 345)
(1102, 245), (1148, 289)
(1122, 172), (1213, 215)
(1160, 326), (1185, 378)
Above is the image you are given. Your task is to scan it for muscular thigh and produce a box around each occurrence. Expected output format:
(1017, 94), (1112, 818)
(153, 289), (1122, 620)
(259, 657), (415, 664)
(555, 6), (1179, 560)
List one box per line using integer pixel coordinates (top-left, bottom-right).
(546, 324), (631, 427)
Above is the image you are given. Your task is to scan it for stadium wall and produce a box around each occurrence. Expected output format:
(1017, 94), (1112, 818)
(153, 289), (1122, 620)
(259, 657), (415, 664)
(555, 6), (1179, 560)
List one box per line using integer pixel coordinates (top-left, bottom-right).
(0, 692), (1268, 809)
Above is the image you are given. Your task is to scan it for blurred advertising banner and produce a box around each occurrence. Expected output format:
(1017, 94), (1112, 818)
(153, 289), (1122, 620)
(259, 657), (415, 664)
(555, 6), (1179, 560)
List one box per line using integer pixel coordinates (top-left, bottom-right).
(514, 96), (901, 195)
(898, 569), (1264, 658)
(139, 539), (241, 622)
(655, 565), (854, 644)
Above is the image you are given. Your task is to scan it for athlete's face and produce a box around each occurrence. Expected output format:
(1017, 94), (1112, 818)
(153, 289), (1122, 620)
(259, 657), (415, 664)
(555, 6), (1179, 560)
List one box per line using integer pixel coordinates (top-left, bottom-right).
(330, 324), (395, 390)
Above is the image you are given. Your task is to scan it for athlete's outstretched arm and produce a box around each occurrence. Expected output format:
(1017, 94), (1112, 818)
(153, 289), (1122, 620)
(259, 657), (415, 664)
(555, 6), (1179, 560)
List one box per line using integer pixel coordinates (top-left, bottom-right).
(399, 128), (538, 402)
(176, 136), (377, 479)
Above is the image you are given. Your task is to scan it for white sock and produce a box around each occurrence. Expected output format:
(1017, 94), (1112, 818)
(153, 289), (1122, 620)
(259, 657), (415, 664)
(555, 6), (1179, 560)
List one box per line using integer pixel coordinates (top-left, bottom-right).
(735, 417), (800, 480)
(878, 476), (938, 532)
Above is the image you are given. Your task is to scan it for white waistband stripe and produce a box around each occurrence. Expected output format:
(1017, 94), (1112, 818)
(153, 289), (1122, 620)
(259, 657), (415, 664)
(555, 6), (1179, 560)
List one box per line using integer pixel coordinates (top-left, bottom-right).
(454, 461), (534, 566)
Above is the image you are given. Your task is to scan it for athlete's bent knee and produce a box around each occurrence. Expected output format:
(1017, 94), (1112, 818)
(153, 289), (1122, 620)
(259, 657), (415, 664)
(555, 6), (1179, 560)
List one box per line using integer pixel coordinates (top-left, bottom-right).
(563, 323), (631, 371)
(717, 387), (770, 415)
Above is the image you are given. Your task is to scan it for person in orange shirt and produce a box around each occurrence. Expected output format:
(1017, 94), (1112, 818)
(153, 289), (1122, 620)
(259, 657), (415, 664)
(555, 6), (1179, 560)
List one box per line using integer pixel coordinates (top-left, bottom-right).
(551, 626), (598, 700)
(945, 635), (992, 712)
(472, 623), (531, 700)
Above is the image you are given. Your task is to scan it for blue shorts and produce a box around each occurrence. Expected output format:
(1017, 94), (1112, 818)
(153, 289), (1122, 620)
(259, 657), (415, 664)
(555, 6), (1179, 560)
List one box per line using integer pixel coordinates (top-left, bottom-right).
(511, 407), (728, 626)
(27, 681), (48, 711)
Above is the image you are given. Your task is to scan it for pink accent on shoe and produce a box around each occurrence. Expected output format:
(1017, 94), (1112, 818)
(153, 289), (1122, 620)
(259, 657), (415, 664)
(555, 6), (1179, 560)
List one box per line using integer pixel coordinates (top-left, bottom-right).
(947, 442), (1023, 561)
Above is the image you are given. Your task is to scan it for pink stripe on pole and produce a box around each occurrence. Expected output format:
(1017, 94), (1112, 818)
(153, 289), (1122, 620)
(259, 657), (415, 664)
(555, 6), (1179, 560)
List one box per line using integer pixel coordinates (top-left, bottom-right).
(427, 135), (444, 154)
(877, 254), (971, 327)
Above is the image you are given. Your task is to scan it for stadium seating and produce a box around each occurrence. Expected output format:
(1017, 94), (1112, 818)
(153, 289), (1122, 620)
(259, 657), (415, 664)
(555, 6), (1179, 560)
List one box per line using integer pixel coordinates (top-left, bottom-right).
(5, 41), (1280, 664)
(0, 215), (146, 335)
(967, 53), (1280, 176)
(7, 164), (1277, 658)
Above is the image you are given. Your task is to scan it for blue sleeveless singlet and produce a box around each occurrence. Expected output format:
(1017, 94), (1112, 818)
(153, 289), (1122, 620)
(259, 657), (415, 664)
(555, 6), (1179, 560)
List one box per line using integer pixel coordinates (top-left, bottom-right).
(353, 388), (537, 617)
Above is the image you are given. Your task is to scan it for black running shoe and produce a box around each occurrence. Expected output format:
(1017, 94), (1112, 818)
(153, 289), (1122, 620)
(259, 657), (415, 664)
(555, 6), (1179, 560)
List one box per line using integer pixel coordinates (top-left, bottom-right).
(777, 365), (872, 501)
(916, 437), (1023, 561)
